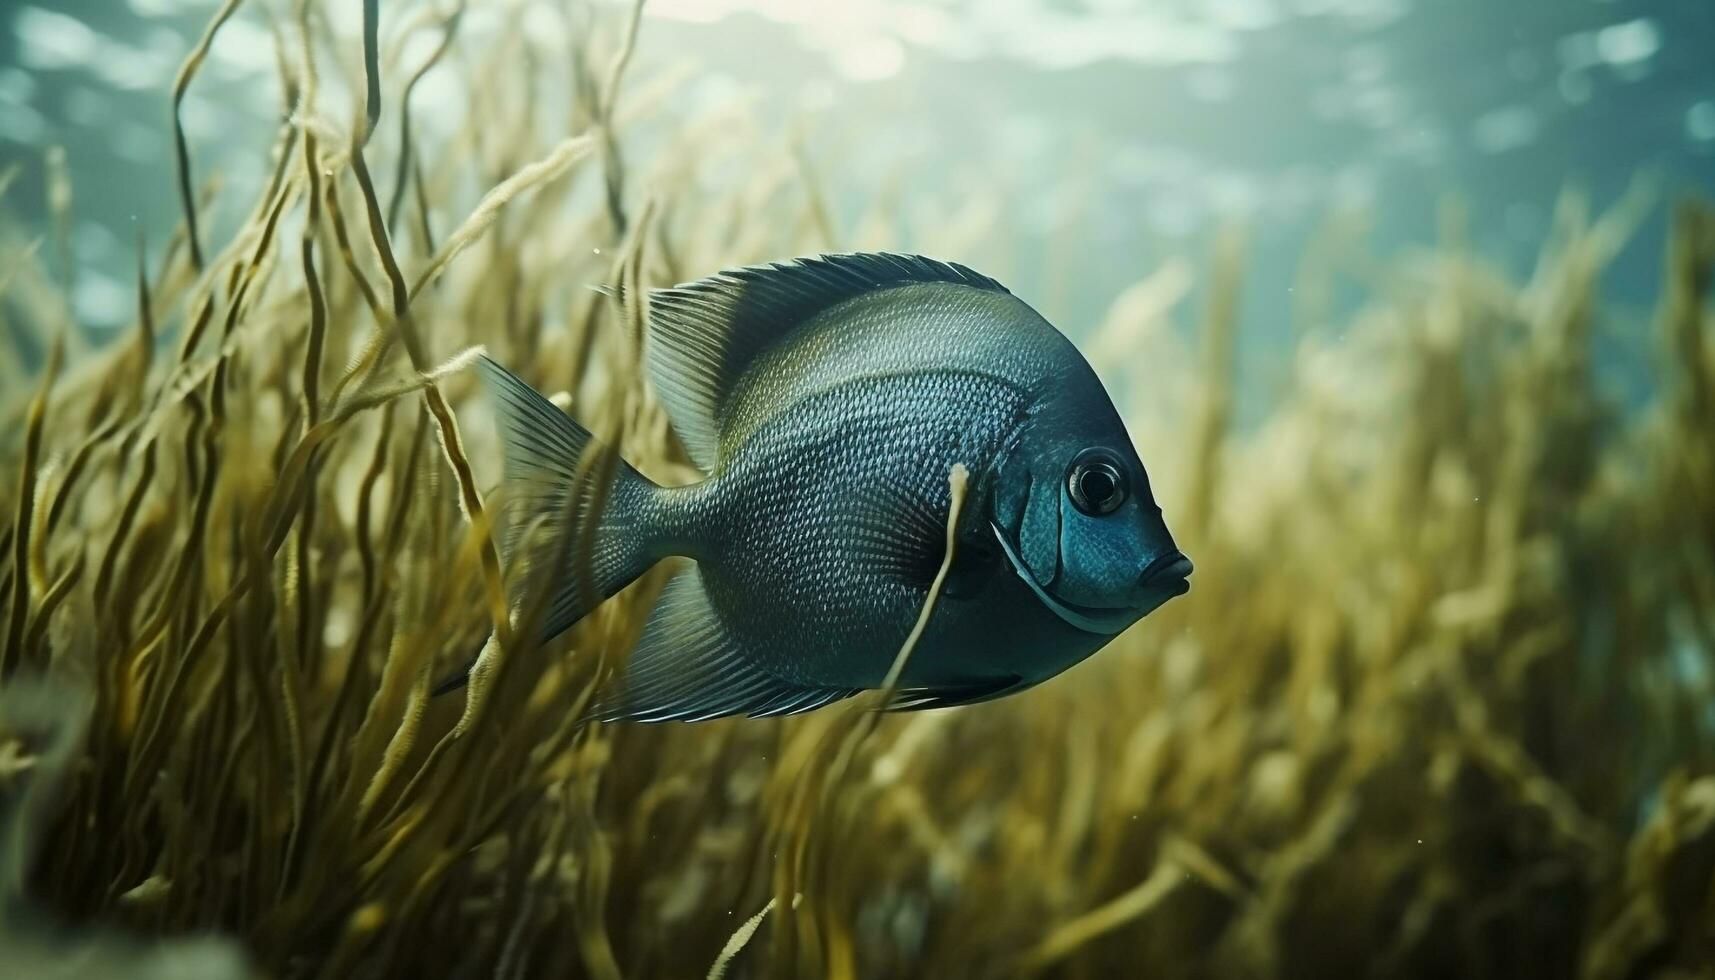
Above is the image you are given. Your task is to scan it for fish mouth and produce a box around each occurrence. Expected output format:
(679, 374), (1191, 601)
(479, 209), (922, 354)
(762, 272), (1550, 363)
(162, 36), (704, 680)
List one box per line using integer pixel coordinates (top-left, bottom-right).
(1131, 551), (1192, 617)
(1138, 550), (1194, 589)
(990, 524), (1151, 635)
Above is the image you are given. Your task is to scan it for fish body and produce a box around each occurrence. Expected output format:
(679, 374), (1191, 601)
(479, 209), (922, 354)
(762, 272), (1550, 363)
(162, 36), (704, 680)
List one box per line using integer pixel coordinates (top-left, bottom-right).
(464, 253), (1191, 721)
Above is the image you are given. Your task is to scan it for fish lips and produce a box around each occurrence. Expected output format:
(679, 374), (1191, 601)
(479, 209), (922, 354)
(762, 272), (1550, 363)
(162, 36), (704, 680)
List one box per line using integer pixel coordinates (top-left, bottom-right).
(1136, 551), (1194, 610)
(1133, 571), (1192, 618)
(990, 523), (1186, 635)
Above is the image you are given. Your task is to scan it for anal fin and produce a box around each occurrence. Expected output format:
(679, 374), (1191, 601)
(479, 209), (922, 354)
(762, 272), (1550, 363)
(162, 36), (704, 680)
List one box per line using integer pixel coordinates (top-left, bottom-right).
(591, 563), (855, 723)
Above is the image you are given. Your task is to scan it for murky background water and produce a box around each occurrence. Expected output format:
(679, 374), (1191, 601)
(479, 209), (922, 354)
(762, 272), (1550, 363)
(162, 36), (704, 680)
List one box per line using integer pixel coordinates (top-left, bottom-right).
(3, 0), (1711, 411)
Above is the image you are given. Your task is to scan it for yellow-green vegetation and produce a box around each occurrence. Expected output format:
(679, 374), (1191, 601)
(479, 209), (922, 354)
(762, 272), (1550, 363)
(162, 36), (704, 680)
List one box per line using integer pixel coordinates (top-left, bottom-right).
(3, 1), (1715, 977)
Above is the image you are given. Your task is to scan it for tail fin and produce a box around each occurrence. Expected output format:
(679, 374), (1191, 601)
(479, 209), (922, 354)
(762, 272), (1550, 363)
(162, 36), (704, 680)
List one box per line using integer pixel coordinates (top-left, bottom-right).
(433, 355), (662, 695)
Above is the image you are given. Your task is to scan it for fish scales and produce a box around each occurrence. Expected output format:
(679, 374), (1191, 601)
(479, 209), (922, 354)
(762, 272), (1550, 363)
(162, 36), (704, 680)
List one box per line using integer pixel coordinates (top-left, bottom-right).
(438, 252), (1192, 722)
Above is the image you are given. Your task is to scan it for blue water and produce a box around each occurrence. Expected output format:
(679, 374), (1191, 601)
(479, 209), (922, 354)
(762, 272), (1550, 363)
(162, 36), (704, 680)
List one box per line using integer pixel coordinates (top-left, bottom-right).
(1, 0), (1710, 415)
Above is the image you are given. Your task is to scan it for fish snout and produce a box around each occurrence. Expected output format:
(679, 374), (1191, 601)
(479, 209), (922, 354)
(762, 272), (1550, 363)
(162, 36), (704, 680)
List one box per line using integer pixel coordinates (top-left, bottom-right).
(1137, 550), (1193, 596)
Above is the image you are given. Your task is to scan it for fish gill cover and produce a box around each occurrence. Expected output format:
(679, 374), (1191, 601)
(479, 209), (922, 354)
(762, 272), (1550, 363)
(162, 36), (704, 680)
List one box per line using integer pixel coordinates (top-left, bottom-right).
(0, 0), (1713, 978)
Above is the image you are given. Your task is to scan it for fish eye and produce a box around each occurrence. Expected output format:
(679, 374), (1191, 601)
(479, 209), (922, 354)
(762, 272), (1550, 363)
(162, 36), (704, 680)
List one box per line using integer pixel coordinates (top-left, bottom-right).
(1066, 449), (1128, 516)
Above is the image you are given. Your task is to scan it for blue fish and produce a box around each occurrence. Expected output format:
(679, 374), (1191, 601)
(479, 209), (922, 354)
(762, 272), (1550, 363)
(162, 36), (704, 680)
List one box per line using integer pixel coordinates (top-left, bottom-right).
(454, 253), (1191, 721)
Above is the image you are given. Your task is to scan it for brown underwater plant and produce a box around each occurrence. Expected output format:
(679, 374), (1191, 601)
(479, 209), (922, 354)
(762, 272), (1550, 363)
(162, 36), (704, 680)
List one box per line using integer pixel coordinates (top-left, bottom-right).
(2, 1), (1715, 977)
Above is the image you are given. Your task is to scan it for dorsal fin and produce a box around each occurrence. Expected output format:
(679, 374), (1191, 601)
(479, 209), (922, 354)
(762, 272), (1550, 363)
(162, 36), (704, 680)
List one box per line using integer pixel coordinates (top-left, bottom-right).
(642, 252), (1009, 471)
